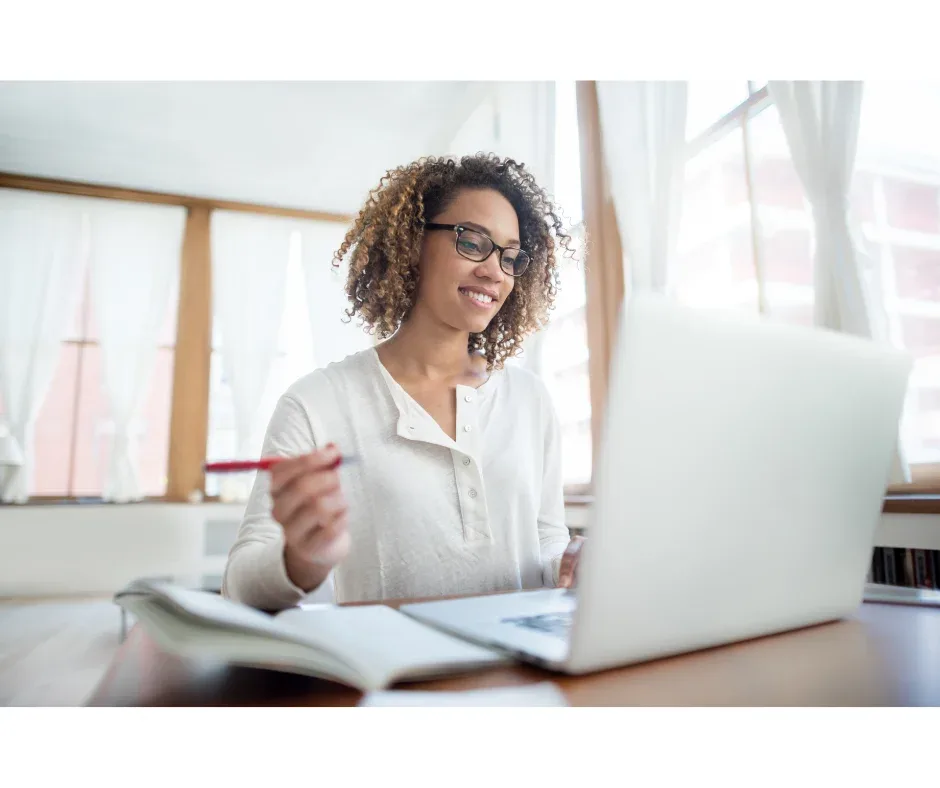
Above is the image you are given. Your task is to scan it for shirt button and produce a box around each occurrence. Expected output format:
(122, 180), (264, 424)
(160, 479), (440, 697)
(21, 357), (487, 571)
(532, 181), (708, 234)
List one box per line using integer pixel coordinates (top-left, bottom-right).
(462, 457), (471, 466)
(408, 426), (415, 431)
(464, 425), (472, 433)
(465, 395), (472, 402)
(468, 488), (477, 499)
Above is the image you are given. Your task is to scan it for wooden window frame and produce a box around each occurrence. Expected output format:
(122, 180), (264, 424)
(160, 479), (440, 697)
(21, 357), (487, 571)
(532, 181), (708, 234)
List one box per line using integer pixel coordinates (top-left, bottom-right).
(0, 171), (351, 505)
(576, 81), (625, 483)
(569, 81), (940, 513)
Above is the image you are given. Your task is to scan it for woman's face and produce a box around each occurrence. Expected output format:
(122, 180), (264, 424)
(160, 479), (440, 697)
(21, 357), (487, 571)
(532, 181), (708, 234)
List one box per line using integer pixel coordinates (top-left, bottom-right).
(414, 187), (519, 336)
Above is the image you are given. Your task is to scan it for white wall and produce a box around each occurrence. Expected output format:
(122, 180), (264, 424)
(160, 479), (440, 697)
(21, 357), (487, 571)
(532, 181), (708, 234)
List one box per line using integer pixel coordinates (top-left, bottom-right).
(0, 503), (244, 598)
(876, 513), (940, 550)
(445, 82), (556, 191)
(1, 503), (938, 599)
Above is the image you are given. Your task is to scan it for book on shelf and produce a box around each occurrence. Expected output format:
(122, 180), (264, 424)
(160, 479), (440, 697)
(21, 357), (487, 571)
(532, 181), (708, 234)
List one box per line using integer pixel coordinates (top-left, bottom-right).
(913, 549), (934, 589)
(870, 547), (940, 590)
(883, 547), (898, 586)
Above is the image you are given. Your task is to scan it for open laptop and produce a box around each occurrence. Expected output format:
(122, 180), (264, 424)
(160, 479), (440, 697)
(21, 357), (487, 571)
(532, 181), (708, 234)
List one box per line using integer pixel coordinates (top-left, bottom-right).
(400, 294), (913, 675)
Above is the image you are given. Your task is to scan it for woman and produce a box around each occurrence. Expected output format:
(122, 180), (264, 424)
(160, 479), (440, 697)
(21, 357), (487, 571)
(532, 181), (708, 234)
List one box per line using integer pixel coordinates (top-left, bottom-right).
(223, 153), (584, 611)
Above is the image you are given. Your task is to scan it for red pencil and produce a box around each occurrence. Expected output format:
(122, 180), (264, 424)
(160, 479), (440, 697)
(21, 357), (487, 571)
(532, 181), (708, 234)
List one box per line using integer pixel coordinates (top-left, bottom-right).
(204, 455), (358, 473)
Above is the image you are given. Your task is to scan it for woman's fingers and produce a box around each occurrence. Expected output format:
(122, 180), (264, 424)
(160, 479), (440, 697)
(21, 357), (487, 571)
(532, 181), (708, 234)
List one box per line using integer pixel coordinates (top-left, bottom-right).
(272, 447), (352, 587)
(558, 536), (585, 588)
(271, 468), (341, 527)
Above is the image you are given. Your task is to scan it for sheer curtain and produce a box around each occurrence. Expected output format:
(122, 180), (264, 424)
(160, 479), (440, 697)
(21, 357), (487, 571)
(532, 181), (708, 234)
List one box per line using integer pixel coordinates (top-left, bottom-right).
(211, 210), (293, 500)
(89, 199), (185, 502)
(0, 190), (84, 502)
(457, 82), (557, 374)
(298, 220), (372, 371)
(494, 82), (557, 198)
(768, 80), (909, 483)
(596, 81), (689, 295)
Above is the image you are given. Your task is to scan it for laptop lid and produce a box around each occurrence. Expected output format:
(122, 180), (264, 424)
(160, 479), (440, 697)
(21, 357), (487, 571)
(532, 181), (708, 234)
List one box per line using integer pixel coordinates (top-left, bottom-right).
(566, 295), (912, 674)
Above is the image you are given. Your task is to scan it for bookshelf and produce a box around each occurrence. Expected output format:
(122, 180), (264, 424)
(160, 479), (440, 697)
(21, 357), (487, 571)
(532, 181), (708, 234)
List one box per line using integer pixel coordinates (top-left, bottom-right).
(869, 547), (940, 589)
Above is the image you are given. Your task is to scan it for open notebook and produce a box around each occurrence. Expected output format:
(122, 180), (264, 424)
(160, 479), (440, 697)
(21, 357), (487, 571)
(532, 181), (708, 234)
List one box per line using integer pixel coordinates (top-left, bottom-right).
(115, 579), (508, 692)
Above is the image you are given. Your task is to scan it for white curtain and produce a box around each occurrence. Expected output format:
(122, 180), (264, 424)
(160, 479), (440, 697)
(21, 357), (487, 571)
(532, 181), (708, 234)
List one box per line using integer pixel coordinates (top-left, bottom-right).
(499, 82), (556, 375)
(88, 200), (185, 502)
(444, 81), (557, 374)
(443, 86), (499, 159)
(493, 82), (557, 197)
(0, 190), (84, 502)
(211, 210), (292, 499)
(768, 80), (909, 484)
(596, 81), (689, 295)
(298, 220), (373, 371)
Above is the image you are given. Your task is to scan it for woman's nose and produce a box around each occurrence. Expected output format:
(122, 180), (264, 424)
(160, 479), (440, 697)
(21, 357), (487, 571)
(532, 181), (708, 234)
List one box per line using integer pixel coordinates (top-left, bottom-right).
(476, 248), (506, 281)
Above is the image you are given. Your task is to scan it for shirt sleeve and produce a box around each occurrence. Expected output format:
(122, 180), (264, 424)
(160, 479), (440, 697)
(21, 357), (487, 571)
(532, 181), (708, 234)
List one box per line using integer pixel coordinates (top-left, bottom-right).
(538, 390), (571, 587)
(221, 392), (328, 611)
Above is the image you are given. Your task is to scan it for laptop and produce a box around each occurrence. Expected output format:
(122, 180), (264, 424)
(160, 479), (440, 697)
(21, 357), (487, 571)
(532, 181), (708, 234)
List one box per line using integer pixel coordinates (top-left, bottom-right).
(400, 294), (913, 675)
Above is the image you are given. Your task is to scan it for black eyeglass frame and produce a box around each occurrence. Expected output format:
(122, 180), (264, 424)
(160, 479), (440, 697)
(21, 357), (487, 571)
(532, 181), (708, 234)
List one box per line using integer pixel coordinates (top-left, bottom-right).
(424, 222), (531, 277)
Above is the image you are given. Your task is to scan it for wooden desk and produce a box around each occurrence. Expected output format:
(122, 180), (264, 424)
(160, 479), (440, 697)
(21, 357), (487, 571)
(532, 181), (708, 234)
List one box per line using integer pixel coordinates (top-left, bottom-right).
(88, 600), (940, 706)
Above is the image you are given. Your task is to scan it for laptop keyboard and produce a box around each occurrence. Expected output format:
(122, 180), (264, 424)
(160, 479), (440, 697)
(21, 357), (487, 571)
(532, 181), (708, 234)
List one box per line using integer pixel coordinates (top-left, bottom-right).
(501, 611), (573, 639)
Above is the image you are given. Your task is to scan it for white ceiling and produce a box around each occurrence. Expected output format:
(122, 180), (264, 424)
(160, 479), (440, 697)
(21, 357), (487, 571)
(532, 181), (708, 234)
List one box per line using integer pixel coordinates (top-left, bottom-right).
(0, 81), (493, 215)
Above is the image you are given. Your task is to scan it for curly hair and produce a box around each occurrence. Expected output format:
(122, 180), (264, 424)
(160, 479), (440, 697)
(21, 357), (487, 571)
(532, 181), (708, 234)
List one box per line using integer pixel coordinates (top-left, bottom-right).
(331, 153), (574, 368)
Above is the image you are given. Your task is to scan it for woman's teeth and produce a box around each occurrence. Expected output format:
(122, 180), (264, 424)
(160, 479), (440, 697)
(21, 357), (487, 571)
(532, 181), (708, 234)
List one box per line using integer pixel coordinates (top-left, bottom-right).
(460, 288), (494, 305)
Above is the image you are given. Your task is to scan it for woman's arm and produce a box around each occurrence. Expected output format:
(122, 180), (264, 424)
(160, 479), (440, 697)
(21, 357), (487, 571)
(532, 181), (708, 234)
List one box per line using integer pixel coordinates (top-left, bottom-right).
(538, 397), (572, 587)
(221, 393), (321, 610)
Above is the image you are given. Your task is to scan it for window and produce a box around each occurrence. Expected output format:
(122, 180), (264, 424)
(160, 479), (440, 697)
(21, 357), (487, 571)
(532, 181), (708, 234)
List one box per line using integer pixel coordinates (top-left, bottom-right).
(854, 81), (940, 468)
(684, 81), (751, 142)
(678, 80), (940, 481)
(676, 81), (816, 325)
(27, 223), (178, 498)
(0, 188), (386, 505)
(748, 102), (818, 326)
(205, 231), (314, 498)
(675, 124), (761, 314)
(536, 81), (592, 488)
(205, 222), (372, 500)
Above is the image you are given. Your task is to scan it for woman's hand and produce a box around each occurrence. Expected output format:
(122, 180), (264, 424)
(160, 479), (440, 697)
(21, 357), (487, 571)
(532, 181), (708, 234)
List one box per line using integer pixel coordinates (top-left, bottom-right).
(558, 536), (585, 589)
(269, 444), (351, 592)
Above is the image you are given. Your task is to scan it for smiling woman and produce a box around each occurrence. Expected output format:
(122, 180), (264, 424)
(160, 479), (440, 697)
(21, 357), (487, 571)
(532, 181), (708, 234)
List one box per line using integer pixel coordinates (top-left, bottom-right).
(334, 154), (573, 367)
(222, 153), (584, 610)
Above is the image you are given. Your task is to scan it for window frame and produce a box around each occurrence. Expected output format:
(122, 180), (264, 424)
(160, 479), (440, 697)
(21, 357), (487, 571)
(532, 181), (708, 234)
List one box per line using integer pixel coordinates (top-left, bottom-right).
(573, 80), (939, 510)
(23, 254), (181, 501)
(686, 82), (940, 499)
(0, 172), (350, 505)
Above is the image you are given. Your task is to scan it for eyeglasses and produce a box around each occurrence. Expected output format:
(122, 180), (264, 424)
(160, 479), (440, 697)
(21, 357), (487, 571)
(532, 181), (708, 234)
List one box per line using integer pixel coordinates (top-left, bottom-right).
(425, 223), (531, 277)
